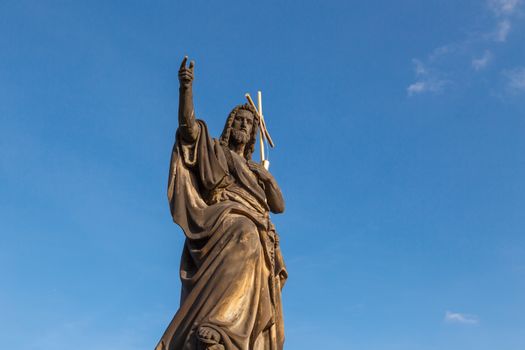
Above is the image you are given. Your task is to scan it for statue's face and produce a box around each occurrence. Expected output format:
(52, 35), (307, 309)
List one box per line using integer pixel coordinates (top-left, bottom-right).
(230, 109), (254, 145)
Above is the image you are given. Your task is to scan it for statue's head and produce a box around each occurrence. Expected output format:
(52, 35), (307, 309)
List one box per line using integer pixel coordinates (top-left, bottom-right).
(220, 103), (259, 160)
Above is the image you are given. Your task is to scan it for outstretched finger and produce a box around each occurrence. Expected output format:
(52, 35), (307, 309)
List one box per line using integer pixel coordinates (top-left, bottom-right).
(180, 56), (188, 70)
(189, 60), (195, 71)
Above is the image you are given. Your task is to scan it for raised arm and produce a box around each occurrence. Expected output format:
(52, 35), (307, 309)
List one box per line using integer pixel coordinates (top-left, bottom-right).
(178, 57), (199, 142)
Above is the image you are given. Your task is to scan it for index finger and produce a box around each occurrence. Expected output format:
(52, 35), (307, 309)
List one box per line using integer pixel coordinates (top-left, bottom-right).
(180, 56), (188, 70)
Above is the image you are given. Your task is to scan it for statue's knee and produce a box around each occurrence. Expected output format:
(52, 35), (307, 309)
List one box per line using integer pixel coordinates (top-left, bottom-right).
(239, 229), (260, 255)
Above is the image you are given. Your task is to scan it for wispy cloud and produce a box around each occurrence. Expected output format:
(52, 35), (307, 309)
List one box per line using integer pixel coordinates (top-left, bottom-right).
(503, 67), (525, 92)
(444, 311), (479, 325)
(472, 50), (493, 70)
(407, 0), (523, 96)
(488, 0), (521, 16)
(407, 81), (445, 96)
(489, 0), (521, 41)
(407, 82), (427, 96)
(495, 19), (511, 42)
(407, 59), (447, 96)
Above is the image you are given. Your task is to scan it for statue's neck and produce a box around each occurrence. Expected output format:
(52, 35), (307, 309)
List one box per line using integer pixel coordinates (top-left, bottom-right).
(229, 142), (245, 158)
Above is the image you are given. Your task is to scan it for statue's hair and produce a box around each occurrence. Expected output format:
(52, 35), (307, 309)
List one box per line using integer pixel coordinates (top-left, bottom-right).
(219, 103), (259, 160)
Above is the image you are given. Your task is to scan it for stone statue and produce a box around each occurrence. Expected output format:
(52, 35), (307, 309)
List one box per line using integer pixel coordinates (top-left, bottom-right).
(155, 57), (287, 350)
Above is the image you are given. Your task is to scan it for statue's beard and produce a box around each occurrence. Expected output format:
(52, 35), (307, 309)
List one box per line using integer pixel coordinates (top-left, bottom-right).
(231, 128), (250, 145)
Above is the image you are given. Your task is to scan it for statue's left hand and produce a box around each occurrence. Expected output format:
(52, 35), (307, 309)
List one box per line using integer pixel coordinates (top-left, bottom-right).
(248, 160), (272, 182)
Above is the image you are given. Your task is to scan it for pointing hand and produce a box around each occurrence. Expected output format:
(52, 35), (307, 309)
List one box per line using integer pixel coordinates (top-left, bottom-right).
(178, 56), (194, 88)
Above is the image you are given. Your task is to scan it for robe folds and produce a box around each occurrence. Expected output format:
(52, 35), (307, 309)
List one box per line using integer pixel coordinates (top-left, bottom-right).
(156, 120), (287, 350)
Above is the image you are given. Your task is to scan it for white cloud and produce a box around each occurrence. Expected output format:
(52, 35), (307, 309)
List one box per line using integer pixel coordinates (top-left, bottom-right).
(504, 67), (525, 91)
(428, 45), (454, 62)
(407, 81), (445, 96)
(413, 59), (427, 75)
(472, 51), (493, 70)
(407, 82), (426, 95)
(488, 0), (521, 16)
(489, 0), (522, 41)
(407, 60), (447, 96)
(407, 1), (523, 97)
(444, 311), (479, 325)
(495, 19), (512, 41)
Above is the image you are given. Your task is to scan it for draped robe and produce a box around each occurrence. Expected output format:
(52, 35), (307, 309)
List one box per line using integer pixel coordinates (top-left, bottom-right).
(156, 120), (287, 350)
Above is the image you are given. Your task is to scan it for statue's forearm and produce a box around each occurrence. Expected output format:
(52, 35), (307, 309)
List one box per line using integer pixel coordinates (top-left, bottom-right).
(178, 86), (198, 141)
(265, 180), (285, 214)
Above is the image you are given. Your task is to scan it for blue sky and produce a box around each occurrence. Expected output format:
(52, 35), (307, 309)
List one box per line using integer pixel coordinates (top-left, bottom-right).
(1, 1), (524, 349)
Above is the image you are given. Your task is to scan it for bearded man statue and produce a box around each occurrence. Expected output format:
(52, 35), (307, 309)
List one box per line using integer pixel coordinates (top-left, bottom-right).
(155, 57), (287, 350)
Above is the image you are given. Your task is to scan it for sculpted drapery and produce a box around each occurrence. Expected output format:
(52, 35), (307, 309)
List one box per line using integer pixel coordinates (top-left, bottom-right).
(155, 57), (287, 350)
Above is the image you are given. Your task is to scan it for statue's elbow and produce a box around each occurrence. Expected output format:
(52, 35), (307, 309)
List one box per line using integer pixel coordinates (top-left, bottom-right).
(271, 202), (285, 214)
